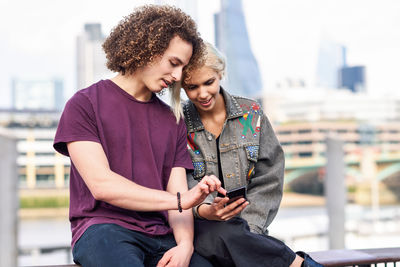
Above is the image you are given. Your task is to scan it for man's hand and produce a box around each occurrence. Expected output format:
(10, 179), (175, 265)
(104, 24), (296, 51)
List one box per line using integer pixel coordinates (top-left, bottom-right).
(156, 242), (193, 267)
(180, 175), (226, 209)
(199, 197), (249, 221)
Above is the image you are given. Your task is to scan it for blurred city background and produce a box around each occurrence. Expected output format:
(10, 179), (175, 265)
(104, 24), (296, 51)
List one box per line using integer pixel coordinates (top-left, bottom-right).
(1, 0), (400, 265)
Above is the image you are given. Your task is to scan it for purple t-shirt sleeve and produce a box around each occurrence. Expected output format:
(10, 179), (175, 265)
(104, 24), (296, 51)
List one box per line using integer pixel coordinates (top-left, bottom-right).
(54, 92), (100, 156)
(173, 119), (194, 171)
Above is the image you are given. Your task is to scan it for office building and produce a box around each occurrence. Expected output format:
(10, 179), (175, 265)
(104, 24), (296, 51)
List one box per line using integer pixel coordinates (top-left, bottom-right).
(264, 87), (400, 124)
(0, 109), (68, 189)
(339, 66), (366, 93)
(214, 0), (263, 97)
(76, 23), (113, 90)
(11, 78), (64, 111)
(316, 40), (346, 89)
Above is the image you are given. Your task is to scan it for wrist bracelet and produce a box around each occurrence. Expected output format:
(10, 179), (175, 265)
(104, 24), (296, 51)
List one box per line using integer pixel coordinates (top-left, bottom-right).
(196, 203), (209, 219)
(177, 192), (182, 213)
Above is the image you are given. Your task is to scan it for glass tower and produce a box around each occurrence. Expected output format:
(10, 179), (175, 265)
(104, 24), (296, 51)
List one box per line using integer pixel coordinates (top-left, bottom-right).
(214, 0), (263, 97)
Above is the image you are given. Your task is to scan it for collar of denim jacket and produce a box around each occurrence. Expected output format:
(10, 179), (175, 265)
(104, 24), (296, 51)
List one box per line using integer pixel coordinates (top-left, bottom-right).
(221, 87), (244, 120)
(183, 87), (244, 132)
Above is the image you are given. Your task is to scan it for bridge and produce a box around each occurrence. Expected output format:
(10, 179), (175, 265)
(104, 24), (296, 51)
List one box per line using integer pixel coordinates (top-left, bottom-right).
(283, 150), (400, 203)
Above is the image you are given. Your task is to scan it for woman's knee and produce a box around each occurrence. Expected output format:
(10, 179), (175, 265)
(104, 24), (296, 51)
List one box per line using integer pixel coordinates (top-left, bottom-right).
(194, 218), (251, 254)
(189, 252), (214, 267)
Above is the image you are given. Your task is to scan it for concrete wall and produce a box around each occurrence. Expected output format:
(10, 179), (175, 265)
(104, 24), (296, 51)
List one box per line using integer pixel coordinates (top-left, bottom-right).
(0, 133), (18, 266)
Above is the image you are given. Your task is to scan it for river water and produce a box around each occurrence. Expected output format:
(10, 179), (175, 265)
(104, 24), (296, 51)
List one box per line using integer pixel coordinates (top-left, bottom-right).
(18, 204), (400, 266)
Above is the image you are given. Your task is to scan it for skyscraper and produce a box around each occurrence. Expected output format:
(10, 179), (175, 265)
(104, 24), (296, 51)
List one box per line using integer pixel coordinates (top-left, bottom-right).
(76, 23), (113, 90)
(214, 0), (263, 97)
(339, 66), (366, 93)
(316, 39), (346, 89)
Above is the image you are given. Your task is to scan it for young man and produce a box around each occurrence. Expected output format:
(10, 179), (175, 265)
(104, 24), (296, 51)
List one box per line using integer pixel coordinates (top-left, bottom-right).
(53, 5), (224, 267)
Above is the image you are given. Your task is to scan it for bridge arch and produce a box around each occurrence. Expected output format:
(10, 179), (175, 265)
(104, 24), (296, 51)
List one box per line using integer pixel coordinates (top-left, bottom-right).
(377, 163), (400, 181)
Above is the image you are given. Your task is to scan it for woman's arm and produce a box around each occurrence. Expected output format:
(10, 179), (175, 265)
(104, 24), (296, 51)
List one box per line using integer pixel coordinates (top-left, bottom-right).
(241, 115), (285, 234)
(67, 141), (225, 212)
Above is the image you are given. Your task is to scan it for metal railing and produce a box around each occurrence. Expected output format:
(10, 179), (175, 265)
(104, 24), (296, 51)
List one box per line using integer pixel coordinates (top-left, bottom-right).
(310, 247), (400, 267)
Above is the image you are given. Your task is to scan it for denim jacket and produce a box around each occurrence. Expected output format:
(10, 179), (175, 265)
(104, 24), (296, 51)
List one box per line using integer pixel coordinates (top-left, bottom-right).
(183, 87), (285, 235)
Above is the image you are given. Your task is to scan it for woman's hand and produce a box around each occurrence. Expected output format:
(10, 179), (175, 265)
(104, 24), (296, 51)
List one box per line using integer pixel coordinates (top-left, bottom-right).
(180, 175), (226, 209)
(198, 197), (249, 221)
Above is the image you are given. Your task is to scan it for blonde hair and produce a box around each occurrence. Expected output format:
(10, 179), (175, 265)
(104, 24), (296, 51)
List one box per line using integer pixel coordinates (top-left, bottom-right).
(169, 42), (226, 122)
(170, 81), (184, 123)
(200, 42), (226, 80)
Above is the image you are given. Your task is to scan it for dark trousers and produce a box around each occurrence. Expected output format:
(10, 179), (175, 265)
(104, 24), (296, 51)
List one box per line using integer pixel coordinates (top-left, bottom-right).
(73, 223), (213, 267)
(194, 217), (296, 267)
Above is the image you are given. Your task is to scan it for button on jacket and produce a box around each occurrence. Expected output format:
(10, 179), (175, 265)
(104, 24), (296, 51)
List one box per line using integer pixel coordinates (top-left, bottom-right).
(183, 87), (285, 235)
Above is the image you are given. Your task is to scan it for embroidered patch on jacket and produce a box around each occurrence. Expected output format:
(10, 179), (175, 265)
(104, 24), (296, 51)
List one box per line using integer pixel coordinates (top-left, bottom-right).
(193, 161), (205, 179)
(247, 165), (255, 179)
(245, 145), (259, 180)
(240, 102), (260, 114)
(246, 145), (259, 161)
(255, 116), (261, 133)
(237, 102), (261, 138)
(251, 102), (260, 113)
(238, 113), (256, 138)
(187, 132), (200, 155)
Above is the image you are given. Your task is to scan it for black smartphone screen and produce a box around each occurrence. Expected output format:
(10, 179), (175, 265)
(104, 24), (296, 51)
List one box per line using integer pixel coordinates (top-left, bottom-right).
(218, 186), (247, 204)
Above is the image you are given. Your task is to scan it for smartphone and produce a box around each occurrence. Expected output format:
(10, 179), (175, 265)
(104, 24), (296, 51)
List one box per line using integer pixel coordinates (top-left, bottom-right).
(218, 186), (247, 204)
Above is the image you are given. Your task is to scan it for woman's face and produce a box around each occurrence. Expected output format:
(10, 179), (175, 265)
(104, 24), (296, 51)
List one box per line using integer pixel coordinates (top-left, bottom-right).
(183, 66), (222, 113)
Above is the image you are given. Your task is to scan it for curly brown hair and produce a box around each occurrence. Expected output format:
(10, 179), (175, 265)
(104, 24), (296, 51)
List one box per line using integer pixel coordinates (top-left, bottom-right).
(103, 5), (205, 75)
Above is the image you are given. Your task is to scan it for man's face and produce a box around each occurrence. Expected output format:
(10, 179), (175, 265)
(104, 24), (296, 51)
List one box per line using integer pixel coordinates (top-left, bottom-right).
(140, 36), (193, 93)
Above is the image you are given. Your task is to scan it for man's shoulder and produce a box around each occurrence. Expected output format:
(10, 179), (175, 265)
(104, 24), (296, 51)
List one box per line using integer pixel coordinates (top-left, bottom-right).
(78, 80), (109, 95)
(71, 80), (106, 100)
(64, 80), (112, 115)
(149, 96), (182, 128)
(155, 95), (172, 110)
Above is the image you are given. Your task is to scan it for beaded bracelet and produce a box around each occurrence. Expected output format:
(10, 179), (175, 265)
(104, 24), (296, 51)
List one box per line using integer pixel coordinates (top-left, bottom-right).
(177, 192), (182, 213)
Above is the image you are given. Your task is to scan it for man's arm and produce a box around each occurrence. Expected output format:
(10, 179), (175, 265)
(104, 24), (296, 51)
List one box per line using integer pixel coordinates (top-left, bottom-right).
(157, 167), (196, 267)
(67, 141), (225, 212)
(187, 172), (214, 218)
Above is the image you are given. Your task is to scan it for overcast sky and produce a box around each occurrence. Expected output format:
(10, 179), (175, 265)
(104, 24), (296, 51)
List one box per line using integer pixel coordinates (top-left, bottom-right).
(1, 0), (399, 107)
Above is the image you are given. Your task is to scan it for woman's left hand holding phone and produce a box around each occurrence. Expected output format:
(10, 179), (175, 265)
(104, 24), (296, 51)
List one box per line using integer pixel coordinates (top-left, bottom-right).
(197, 197), (249, 221)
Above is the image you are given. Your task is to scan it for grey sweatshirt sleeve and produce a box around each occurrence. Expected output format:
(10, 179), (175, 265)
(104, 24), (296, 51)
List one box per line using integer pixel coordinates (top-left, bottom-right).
(240, 114), (285, 235)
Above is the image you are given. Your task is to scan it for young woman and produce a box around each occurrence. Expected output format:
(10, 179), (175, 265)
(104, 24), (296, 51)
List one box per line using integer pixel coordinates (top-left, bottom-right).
(54, 6), (225, 267)
(171, 43), (323, 267)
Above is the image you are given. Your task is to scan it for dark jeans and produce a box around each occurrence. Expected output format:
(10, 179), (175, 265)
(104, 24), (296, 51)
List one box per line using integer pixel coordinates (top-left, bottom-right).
(194, 217), (296, 267)
(73, 223), (213, 267)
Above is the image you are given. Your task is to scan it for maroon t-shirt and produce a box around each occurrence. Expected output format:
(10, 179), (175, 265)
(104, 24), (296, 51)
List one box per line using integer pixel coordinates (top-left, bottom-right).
(53, 79), (193, 248)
